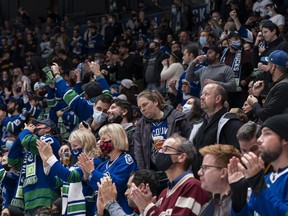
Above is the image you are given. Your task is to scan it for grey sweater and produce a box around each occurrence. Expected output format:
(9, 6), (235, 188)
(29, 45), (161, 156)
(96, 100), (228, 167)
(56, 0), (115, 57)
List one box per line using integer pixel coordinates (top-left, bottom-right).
(185, 62), (236, 92)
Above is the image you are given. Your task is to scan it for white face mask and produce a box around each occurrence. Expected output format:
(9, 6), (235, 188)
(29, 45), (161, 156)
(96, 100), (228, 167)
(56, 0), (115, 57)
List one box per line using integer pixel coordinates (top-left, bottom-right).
(182, 104), (193, 113)
(230, 39), (242, 49)
(93, 110), (108, 124)
(5, 140), (14, 149)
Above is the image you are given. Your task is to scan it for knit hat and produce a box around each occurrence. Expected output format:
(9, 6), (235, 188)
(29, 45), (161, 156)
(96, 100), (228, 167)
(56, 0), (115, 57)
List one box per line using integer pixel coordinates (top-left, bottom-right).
(227, 31), (239, 39)
(262, 114), (288, 140)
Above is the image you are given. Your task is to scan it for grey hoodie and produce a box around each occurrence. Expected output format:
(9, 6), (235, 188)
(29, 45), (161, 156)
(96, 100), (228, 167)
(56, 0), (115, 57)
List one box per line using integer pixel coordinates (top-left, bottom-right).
(186, 62), (236, 92)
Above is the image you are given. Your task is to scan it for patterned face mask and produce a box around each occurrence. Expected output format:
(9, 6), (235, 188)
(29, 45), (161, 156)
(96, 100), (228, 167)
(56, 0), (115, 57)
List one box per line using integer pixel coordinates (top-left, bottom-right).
(99, 140), (114, 155)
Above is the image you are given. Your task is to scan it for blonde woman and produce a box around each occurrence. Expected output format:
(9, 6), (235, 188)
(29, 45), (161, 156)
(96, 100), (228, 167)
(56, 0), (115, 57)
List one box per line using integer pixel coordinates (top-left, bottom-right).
(37, 127), (101, 216)
(78, 123), (138, 215)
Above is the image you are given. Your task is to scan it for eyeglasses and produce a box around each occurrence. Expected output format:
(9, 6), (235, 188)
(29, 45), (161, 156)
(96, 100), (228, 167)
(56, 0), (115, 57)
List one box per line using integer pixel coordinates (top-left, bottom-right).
(199, 164), (224, 173)
(158, 145), (183, 154)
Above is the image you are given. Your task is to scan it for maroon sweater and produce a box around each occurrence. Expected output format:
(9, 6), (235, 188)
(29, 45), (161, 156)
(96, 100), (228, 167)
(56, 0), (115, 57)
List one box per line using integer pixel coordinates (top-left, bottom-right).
(144, 173), (208, 216)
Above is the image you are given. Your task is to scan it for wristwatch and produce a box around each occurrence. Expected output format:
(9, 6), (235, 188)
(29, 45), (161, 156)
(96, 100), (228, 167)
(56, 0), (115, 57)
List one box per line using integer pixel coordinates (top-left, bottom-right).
(105, 199), (117, 210)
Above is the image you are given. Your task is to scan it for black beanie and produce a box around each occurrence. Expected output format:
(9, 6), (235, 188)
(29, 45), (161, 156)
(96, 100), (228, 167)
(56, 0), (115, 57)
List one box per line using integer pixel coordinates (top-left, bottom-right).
(262, 114), (288, 140)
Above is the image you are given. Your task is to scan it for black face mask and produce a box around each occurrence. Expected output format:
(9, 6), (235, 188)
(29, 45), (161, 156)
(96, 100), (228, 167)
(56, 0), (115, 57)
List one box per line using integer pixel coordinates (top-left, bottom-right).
(39, 101), (48, 109)
(39, 90), (47, 97)
(149, 48), (155, 54)
(7, 108), (15, 114)
(69, 78), (76, 87)
(2, 164), (10, 171)
(34, 127), (47, 136)
(51, 210), (61, 216)
(112, 114), (123, 124)
(137, 46), (144, 51)
(16, 87), (22, 93)
(155, 152), (174, 171)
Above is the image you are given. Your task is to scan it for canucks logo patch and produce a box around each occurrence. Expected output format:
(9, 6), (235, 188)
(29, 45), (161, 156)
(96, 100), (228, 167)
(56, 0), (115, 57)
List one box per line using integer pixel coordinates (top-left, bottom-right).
(125, 154), (133, 165)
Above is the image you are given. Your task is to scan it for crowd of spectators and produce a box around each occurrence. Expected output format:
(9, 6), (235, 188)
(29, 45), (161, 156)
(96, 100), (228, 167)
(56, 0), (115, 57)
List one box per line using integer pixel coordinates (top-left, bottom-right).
(0, 0), (288, 215)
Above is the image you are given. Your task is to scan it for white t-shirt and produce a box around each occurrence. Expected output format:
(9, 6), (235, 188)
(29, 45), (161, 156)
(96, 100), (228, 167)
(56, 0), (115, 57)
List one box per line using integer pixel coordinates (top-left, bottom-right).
(270, 14), (285, 26)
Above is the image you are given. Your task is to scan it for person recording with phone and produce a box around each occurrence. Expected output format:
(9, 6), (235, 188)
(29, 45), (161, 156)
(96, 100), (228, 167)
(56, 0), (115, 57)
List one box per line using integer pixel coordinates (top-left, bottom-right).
(252, 22), (288, 96)
(160, 50), (184, 107)
(168, 45), (201, 107)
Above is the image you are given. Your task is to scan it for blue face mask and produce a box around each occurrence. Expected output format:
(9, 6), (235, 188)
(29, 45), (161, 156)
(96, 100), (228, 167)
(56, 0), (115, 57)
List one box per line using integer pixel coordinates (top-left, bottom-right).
(231, 39), (242, 50)
(93, 110), (108, 125)
(182, 104), (193, 114)
(199, 36), (207, 47)
(5, 140), (14, 149)
(171, 8), (177, 14)
(71, 148), (82, 159)
(267, 11), (273, 17)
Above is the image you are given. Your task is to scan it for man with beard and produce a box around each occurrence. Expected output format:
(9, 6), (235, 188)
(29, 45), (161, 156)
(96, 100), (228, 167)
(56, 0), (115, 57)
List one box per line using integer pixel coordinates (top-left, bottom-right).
(228, 114), (288, 215)
(186, 45), (236, 94)
(0, 98), (28, 147)
(107, 99), (135, 157)
(247, 50), (288, 122)
(34, 82), (47, 98)
(116, 41), (143, 82)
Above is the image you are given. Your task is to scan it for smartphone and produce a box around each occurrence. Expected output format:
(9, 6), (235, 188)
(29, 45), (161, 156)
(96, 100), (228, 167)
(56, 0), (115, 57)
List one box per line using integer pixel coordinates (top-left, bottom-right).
(82, 121), (89, 129)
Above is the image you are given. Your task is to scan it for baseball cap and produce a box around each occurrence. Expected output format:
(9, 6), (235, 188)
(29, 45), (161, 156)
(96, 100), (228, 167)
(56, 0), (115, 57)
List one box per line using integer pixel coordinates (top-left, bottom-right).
(227, 31), (239, 39)
(171, 50), (183, 62)
(207, 45), (223, 55)
(32, 118), (58, 133)
(81, 81), (102, 99)
(110, 84), (119, 91)
(171, 40), (180, 46)
(260, 50), (288, 68)
(34, 82), (46, 91)
(108, 46), (119, 55)
(139, 35), (150, 43)
(119, 79), (134, 89)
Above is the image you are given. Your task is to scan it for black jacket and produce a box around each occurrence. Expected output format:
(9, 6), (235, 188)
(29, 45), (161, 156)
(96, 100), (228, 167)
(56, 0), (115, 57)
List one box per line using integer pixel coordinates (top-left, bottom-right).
(252, 73), (288, 122)
(192, 107), (242, 177)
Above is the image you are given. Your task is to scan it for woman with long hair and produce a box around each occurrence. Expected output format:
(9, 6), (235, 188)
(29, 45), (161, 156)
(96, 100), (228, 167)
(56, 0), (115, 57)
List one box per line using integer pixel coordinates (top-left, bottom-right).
(134, 89), (191, 170)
